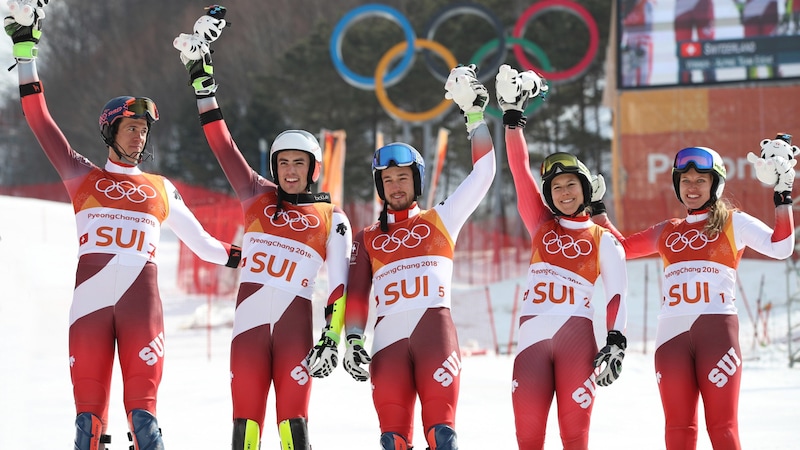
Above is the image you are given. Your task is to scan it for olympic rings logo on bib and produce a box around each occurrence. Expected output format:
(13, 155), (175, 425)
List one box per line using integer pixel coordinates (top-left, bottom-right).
(665, 229), (718, 253)
(330, 1), (598, 122)
(371, 224), (432, 252)
(264, 205), (321, 231)
(95, 178), (157, 203)
(542, 230), (592, 259)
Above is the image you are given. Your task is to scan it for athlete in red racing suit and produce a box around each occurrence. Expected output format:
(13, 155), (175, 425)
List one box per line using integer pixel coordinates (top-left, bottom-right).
(343, 66), (495, 450)
(8, 10), (240, 450)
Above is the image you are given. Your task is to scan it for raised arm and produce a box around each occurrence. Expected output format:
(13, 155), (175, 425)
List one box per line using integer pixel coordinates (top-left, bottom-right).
(437, 65), (496, 235)
(10, 5), (94, 190)
(174, 6), (272, 200)
(495, 64), (552, 235)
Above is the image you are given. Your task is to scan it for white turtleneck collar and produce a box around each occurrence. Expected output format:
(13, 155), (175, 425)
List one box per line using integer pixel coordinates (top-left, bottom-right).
(105, 158), (142, 175)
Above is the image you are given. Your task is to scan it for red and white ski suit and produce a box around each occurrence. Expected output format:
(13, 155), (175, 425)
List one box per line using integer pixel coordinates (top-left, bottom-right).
(345, 124), (495, 443)
(197, 99), (352, 436)
(505, 128), (628, 450)
(17, 62), (240, 430)
(594, 202), (794, 449)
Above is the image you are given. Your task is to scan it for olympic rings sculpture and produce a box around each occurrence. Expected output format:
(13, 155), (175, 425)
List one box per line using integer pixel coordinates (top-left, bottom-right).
(330, 1), (599, 123)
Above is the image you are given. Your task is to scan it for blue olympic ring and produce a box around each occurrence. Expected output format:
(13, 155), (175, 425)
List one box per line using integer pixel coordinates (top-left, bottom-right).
(329, 4), (416, 90)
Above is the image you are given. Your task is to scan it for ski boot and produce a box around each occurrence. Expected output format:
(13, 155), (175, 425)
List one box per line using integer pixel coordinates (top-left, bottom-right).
(380, 431), (410, 450)
(232, 418), (260, 450)
(425, 424), (457, 450)
(126, 409), (164, 450)
(279, 417), (309, 450)
(74, 412), (111, 450)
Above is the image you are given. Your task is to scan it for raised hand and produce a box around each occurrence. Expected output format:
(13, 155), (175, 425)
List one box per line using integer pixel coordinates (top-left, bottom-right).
(343, 334), (371, 382)
(173, 5), (229, 97)
(5, 0), (49, 62)
(495, 64), (547, 128)
(305, 325), (340, 378)
(444, 64), (488, 134)
(594, 330), (627, 387)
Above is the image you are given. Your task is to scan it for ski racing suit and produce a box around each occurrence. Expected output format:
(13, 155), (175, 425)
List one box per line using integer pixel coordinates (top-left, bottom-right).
(505, 127), (628, 450)
(593, 205), (794, 449)
(16, 61), (241, 441)
(196, 99), (352, 443)
(345, 123), (495, 446)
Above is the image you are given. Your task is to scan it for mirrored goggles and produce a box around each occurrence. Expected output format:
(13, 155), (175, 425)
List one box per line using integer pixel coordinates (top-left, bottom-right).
(373, 144), (416, 170)
(541, 152), (581, 178)
(124, 97), (159, 122)
(674, 147), (714, 172)
(776, 133), (792, 145)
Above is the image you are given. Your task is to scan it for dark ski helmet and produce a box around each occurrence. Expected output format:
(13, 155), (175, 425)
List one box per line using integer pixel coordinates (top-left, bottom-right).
(99, 96), (159, 148)
(540, 152), (592, 216)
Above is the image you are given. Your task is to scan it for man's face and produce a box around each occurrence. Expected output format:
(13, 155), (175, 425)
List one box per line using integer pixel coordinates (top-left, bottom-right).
(109, 117), (149, 165)
(276, 150), (311, 194)
(381, 165), (416, 211)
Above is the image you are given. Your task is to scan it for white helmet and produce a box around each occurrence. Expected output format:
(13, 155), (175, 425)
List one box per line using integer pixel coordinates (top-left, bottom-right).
(269, 130), (323, 188)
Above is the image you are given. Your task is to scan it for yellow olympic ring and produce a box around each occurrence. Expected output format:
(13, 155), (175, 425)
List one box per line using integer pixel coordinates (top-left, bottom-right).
(374, 39), (457, 124)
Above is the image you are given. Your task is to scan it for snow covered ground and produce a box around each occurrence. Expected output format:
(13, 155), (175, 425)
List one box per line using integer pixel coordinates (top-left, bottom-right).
(1, 194), (798, 449)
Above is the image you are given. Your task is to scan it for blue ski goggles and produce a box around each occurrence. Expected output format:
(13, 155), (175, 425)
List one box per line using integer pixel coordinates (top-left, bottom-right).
(673, 147), (715, 172)
(372, 143), (420, 171)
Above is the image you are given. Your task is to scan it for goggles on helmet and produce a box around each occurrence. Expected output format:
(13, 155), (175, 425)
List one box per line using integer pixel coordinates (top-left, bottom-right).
(541, 152), (582, 179)
(673, 147), (716, 172)
(123, 97), (159, 123)
(372, 143), (419, 171)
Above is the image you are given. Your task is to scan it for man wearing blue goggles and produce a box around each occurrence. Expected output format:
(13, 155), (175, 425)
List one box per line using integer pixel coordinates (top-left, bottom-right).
(342, 64), (496, 450)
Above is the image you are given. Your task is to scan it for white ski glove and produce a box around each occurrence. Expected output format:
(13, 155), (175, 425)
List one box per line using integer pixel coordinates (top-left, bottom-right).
(305, 325), (340, 378)
(343, 334), (371, 382)
(4, 0), (48, 63)
(444, 64), (488, 135)
(594, 330), (626, 387)
(495, 64), (548, 127)
(173, 5), (229, 98)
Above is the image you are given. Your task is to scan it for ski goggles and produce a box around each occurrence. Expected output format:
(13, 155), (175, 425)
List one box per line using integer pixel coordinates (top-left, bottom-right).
(776, 132), (792, 145)
(123, 97), (159, 123)
(673, 147), (715, 172)
(541, 152), (582, 179)
(372, 143), (419, 171)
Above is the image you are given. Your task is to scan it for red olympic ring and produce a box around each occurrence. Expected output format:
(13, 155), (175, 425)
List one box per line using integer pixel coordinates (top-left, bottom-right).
(512, 0), (599, 83)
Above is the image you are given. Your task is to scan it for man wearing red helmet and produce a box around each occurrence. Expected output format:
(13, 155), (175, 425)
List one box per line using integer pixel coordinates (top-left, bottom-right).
(341, 65), (495, 450)
(6, 8), (241, 450)
(176, 9), (352, 450)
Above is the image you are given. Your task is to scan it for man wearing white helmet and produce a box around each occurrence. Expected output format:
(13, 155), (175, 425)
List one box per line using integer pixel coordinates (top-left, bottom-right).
(6, 5), (241, 450)
(175, 8), (352, 450)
